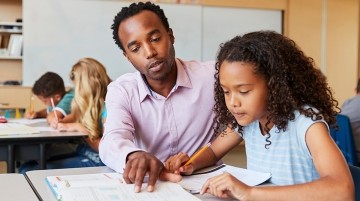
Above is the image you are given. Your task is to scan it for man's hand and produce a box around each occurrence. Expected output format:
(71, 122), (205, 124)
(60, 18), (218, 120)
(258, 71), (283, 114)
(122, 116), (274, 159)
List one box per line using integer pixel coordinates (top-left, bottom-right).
(124, 151), (164, 193)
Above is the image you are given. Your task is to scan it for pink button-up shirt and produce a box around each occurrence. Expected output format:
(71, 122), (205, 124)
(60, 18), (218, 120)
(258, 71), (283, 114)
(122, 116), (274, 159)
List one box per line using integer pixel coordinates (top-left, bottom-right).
(99, 59), (216, 172)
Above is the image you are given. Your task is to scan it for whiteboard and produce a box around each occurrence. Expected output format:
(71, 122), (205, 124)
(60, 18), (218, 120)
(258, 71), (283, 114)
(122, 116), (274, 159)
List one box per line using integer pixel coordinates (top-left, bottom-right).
(22, 0), (281, 86)
(202, 6), (282, 61)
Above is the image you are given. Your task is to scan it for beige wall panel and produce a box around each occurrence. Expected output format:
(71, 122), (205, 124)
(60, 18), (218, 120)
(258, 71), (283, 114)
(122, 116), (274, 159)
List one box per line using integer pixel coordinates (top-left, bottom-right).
(201, 0), (287, 10)
(0, 60), (22, 82)
(287, 0), (323, 68)
(0, 86), (44, 111)
(0, 0), (22, 21)
(326, 0), (359, 106)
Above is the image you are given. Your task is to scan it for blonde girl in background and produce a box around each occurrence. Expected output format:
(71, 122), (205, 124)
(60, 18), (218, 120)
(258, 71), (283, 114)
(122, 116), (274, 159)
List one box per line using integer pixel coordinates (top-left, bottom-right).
(19, 58), (111, 173)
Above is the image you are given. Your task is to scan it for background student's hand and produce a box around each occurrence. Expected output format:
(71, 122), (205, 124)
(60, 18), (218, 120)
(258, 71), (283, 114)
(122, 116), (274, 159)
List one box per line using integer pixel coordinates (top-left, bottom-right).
(200, 172), (251, 200)
(24, 110), (37, 119)
(56, 122), (79, 132)
(164, 152), (194, 175)
(124, 151), (164, 193)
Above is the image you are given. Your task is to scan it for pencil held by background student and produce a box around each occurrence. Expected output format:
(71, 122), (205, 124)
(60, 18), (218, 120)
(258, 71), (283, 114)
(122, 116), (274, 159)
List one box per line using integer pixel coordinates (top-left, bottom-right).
(23, 72), (74, 128)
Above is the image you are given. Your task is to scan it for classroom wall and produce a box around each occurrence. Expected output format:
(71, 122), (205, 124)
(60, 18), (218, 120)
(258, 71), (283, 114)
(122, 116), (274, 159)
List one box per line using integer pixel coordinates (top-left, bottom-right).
(22, 0), (282, 87)
(287, 0), (360, 107)
(0, 0), (359, 108)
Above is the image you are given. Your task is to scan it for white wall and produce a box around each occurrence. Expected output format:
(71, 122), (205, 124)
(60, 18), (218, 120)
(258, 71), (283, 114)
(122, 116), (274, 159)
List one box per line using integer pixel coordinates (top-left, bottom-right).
(23, 0), (282, 86)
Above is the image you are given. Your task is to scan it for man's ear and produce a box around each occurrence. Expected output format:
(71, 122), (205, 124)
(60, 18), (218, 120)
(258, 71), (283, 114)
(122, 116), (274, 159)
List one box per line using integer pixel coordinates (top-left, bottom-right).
(168, 28), (175, 44)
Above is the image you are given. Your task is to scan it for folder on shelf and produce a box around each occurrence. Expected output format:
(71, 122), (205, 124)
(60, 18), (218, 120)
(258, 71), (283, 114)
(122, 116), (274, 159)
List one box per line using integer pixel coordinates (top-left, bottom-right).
(7, 34), (23, 56)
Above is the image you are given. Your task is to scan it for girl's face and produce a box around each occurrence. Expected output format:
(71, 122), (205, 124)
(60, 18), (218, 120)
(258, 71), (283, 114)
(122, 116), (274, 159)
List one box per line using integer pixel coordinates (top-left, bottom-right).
(219, 61), (269, 127)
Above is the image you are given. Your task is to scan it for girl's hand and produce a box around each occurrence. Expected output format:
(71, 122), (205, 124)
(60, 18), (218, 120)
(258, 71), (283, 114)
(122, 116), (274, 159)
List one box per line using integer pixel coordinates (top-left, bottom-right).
(200, 172), (251, 200)
(56, 122), (78, 132)
(164, 152), (194, 175)
(24, 111), (36, 119)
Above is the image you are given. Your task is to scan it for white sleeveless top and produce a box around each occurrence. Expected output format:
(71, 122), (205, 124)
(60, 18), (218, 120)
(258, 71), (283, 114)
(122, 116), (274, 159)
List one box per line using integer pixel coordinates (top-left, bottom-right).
(241, 110), (325, 185)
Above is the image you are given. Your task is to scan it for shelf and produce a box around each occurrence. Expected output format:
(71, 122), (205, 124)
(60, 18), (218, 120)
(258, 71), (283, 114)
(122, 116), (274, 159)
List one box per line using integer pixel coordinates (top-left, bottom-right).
(0, 56), (22, 60)
(0, 29), (22, 34)
(0, 22), (23, 59)
(0, 22), (22, 34)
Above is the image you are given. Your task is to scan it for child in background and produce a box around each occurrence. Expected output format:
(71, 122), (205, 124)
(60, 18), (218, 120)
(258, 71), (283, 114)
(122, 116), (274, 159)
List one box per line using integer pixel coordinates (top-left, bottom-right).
(24, 71), (74, 127)
(19, 58), (111, 173)
(165, 31), (354, 200)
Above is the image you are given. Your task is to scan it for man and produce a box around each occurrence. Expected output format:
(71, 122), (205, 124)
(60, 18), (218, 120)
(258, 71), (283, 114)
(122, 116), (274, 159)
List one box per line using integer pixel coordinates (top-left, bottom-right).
(99, 1), (216, 192)
(341, 78), (360, 164)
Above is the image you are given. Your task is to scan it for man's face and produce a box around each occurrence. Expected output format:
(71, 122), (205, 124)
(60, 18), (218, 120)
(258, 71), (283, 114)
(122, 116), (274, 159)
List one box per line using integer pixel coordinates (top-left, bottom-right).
(118, 10), (176, 81)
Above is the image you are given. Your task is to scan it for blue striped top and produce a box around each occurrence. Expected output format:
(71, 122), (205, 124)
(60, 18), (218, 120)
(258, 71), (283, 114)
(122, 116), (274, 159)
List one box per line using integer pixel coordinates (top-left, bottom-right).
(241, 110), (325, 185)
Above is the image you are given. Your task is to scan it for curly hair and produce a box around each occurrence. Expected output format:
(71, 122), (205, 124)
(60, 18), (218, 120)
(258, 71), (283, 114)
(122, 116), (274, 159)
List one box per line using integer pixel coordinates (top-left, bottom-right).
(32, 72), (65, 98)
(214, 31), (339, 137)
(111, 1), (170, 51)
(70, 58), (112, 140)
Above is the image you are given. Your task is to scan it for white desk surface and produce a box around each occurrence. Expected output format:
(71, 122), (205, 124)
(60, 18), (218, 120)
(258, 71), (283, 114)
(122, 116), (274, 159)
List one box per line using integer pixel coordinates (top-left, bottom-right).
(0, 118), (86, 139)
(0, 173), (39, 201)
(25, 166), (235, 201)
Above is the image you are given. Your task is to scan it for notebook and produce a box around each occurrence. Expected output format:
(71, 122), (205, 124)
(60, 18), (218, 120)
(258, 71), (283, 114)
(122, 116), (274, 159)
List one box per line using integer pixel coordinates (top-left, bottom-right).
(45, 173), (201, 201)
(0, 123), (40, 135)
(179, 164), (272, 194)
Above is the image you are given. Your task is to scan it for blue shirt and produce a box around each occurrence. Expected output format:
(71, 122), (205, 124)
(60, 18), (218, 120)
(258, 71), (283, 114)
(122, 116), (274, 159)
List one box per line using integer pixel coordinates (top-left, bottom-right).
(241, 110), (325, 185)
(47, 89), (74, 116)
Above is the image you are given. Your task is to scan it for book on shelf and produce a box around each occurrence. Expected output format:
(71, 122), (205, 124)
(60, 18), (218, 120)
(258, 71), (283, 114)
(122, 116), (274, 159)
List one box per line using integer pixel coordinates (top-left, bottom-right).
(45, 172), (201, 201)
(7, 34), (23, 56)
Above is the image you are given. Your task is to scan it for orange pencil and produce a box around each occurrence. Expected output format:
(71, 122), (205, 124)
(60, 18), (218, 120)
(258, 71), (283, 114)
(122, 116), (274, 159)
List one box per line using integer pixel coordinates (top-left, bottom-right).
(184, 142), (211, 166)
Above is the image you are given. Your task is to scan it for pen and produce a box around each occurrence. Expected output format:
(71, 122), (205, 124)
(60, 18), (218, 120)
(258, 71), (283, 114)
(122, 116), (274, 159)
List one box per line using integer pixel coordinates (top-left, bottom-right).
(184, 142), (211, 166)
(50, 97), (58, 121)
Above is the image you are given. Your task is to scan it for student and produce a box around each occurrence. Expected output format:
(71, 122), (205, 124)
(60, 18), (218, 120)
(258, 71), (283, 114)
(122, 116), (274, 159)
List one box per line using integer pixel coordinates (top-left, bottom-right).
(341, 78), (360, 163)
(19, 58), (111, 173)
(164, 31), (354, 200)
(24, 71), (74, 127)
(99, 1), (215, 192)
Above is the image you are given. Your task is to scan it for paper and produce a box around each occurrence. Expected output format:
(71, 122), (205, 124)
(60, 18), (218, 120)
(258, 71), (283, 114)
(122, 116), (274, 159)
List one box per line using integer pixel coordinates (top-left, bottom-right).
(7, 118), (47, 125)
(0, 123), (40, 135)
(178, 165), (271, 194)
(46, 173), (201, 201)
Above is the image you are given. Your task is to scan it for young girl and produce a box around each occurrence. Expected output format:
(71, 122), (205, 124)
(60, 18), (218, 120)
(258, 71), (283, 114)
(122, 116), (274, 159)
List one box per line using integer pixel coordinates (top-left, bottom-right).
(19, 58), (111, 173)
(52, 57), (112, 168)
(164, 31), (354, 200)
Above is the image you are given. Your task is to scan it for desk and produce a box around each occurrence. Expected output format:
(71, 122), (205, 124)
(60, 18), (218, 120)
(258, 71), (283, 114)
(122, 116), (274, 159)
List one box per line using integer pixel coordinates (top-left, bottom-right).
(25, 166), (235, 201)
(0, 173), (39, 201)
(0, 119), (86, 173)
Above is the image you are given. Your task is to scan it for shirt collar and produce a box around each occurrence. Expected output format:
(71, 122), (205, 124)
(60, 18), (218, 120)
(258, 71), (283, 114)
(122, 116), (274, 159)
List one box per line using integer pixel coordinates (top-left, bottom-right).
(136, 58), (192, 102)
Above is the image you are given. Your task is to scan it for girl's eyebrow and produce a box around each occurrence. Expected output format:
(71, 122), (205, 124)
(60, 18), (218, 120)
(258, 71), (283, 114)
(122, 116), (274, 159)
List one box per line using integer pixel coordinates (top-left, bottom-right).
(220, 83), (253, 88)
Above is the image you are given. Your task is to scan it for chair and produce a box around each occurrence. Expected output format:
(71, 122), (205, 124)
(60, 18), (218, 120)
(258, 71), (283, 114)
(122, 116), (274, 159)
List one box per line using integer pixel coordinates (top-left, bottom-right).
(329, 114), (359, 166)
(349, 165), (360, 201)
